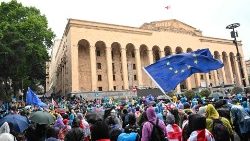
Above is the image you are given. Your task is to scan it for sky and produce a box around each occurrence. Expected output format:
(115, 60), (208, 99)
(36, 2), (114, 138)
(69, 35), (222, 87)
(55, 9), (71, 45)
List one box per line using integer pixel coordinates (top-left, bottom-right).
(1, 0), (250, 60)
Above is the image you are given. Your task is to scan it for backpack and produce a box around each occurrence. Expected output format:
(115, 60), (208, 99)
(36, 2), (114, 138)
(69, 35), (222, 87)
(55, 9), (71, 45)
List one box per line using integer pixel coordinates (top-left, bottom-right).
(148, 118), (166, 141)
(211, 118), (230, 141)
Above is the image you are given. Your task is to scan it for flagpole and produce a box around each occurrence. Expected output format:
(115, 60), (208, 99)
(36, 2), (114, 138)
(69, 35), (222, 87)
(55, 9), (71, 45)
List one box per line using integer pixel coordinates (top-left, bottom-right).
(143, 67), (167, 95)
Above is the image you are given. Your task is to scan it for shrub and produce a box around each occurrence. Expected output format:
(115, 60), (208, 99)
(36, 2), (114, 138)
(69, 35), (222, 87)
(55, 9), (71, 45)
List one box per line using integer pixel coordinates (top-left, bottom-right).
(245, 87), (250, 94)
(230, 86), (243, 95)
(199, 89), (211, 98)
(183, 90), (195, 101)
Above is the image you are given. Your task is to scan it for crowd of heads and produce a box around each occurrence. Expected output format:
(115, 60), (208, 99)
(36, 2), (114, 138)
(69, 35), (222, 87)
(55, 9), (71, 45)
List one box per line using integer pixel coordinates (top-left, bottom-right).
(0, 92), (250, 141)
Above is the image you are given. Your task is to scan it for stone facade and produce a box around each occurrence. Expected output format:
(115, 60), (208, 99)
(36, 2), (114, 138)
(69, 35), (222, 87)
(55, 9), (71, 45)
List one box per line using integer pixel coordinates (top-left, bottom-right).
(47, 19), (249, 95)
(246, 60), (250, 84)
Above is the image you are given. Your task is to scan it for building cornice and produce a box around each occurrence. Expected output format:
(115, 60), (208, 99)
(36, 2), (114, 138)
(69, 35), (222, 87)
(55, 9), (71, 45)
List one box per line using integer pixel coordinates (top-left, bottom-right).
(199, 36), (242, 46)
(64, 19), (152, 36)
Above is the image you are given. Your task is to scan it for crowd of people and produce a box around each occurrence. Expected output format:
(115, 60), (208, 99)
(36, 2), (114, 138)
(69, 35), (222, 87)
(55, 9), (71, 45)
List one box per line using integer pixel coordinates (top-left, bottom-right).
(0, 92), (250, 141)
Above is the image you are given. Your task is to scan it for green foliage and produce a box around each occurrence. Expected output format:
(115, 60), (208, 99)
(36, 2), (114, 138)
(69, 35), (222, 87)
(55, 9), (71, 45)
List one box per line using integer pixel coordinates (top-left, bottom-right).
(199, 89), (211, 98)
(166, 91), (176, 97)
(183, 90), (195, 100)
(230, 86), (243, 94)
(0, 0), (55, 100)
(245, 87), (250, 94)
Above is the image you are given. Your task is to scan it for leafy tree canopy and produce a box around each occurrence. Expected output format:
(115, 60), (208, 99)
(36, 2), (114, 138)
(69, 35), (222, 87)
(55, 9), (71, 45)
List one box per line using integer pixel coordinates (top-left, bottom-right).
(199, 89), (211, 98)
(230, 86), (243, 95)
(0, 0), (55, 100)
(183, 90), (195, 101)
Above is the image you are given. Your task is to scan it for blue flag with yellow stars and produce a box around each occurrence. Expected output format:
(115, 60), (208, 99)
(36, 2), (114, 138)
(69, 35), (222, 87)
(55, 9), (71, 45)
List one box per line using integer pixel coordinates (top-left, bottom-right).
(144, 48), (223, 93)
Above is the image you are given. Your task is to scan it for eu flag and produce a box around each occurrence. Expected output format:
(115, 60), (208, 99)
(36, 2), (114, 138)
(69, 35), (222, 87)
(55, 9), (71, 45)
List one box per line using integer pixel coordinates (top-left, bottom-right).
(26, 87), (47, 107)
(144, 49), (223, 93)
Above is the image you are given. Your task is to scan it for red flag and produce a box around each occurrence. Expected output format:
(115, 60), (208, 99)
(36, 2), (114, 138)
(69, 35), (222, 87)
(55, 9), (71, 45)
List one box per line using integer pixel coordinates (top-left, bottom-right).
(165, 5), (171, 10)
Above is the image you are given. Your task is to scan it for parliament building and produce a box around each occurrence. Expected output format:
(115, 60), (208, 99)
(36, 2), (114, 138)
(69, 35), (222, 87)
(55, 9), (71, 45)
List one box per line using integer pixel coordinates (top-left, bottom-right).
(47, 19), (249, 96)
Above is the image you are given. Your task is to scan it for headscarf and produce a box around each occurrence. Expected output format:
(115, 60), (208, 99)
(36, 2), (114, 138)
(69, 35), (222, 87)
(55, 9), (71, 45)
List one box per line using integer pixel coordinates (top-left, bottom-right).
(165, 113), (175, 125)
(172, 96), (177, 103)
(205, 104), (219, 119)
(197, 106), (207, 116)
(54, 116), (65, 129)
(178, 102), (184, 110)
(205, 104), (233, 134)
(231, 105), (250, 133)
(146, 106), (156, 122)
(0, 122), (10, 134)
(180, 97), (187, 104)
(77, 113), (84, 120)
(242, 101), (248, 109)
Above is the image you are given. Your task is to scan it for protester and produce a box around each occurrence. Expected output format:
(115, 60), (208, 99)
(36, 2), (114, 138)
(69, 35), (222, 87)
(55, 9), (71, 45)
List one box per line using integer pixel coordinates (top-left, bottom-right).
(64, 118), (85, 141)
(231, 104), (250, 141)
(187, 114), (215, 141)
(165, 113), (182, 141)
(2, 88), (250, 141)
(205, 104), (232, 141)
(141, 106), (166, 141)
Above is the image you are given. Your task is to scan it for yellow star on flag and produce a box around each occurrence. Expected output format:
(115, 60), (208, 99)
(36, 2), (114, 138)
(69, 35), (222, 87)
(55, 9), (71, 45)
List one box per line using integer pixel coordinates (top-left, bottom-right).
(194, 59), (198, 64)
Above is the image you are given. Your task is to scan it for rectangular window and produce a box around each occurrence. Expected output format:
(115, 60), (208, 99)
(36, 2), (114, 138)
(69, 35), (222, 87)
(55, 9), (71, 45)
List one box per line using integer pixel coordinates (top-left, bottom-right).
(98, 75), (102, 81)
(113, 86), (116, 90)
(133, 64), (136, 70)
(200, 74), (204, 80)
(96, 50), (101, 56)
(209, 74), (212, 79)
(98, 87), (102, 91)
(134, 75), (137, 80)
(122, 86), (124, 90)
(113, 75), (116, 81)
(97, 63), (102, 69)
(112, 63), (115, 71)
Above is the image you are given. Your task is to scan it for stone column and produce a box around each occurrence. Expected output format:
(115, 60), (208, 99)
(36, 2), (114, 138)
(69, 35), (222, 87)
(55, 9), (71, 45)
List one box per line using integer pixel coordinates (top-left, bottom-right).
(148, 50), (154, 87)
(106, 47), (113, 91)
(186, 77), (192, 90)
(135, 49), (143, 87)
(218, 55), (227, 84)
(60, 65), (63, 95)
(195, 74), (201, 87)
(234, 57), (242, 86)
(121, 48), (129, 89)
(241, 57), (250, 86)
(90, 46), (97, 91)
(225, 55), (234, 84)
(176, 85), (181, 93)
(160, 51), (165, 58)
(62, 65), (65, 95)
(148, 50), (154, 65)
(205, 73), (210, 87)
(213, 70), (219, 86)
(71, 45), (79, 92)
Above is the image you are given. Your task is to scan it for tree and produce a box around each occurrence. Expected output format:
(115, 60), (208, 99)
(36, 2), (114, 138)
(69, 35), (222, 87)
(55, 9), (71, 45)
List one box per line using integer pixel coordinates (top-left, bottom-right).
(230, 86), (243, 95)
(199, 89), (211, 98)
(183, 90), (195, 101)
(245, 87), (250, 94)
(0, 0), (55, 100)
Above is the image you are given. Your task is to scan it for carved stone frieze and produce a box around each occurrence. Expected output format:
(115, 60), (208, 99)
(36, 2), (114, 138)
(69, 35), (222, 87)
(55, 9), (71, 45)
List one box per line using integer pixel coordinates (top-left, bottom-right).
(140, 19), (202, 36)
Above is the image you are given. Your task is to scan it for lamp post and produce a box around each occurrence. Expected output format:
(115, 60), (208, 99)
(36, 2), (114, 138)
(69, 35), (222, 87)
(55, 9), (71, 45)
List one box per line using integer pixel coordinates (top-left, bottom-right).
(226, 23), (246, 88)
